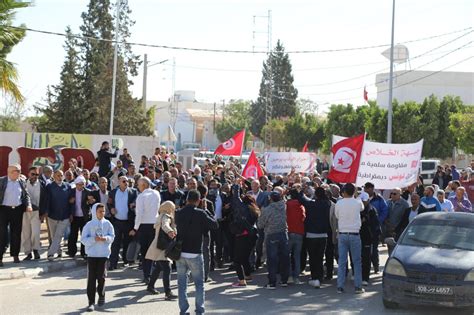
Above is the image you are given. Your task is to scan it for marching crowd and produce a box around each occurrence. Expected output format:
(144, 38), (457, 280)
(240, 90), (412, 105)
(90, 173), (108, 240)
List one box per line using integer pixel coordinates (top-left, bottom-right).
(0, 141), (473, 314)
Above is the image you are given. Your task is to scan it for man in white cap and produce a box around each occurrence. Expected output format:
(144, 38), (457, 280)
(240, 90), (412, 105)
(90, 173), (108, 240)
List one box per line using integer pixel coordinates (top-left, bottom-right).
(67, 175), (92, 258)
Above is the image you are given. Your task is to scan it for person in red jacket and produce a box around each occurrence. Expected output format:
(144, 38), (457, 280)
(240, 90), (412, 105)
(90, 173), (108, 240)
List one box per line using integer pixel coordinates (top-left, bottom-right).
(286, 188), (306, 284)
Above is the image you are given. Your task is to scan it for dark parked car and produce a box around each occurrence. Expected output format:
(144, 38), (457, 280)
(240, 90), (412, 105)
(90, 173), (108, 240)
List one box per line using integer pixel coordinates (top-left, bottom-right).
(383, 212), (474, 310)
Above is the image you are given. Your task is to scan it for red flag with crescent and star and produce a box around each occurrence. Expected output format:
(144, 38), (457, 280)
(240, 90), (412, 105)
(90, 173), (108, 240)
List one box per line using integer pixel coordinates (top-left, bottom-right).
(302, 141), (309, 152)
(241, 150), (264, 179)
(214, 129), (245, 156)
(328, 134), (365, 183)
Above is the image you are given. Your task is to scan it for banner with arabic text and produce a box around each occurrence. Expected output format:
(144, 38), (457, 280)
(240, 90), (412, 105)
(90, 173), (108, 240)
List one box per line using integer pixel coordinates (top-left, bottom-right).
(265, 152), (317, 174)
(356, 140), (423, 189)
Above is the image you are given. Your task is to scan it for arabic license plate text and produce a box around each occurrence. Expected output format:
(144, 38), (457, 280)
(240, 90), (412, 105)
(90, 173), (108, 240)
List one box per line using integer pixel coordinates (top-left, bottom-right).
(415, 285), (453, 295)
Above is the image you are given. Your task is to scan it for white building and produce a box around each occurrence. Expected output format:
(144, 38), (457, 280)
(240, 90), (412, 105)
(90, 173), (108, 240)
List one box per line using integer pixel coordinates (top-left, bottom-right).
(375, 70), (474, 108)
(146, 90), (222, 151)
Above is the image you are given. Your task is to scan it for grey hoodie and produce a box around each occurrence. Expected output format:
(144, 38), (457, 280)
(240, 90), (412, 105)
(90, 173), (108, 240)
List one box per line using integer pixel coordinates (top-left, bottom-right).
(257, 200), (288, 236)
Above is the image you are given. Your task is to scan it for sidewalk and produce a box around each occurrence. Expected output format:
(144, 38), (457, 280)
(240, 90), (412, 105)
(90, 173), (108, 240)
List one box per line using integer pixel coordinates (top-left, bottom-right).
(0, 224), (87, 280)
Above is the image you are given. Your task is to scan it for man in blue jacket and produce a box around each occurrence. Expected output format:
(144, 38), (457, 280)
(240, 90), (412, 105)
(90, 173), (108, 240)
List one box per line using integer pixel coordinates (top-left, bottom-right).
(363, 182), (387, 273)
(45, 170), (74, 261)
(81, 203), (115, 311)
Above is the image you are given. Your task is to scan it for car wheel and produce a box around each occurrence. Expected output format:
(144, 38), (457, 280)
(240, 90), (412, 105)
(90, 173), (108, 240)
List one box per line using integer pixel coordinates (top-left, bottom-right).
(383, 298), (399, 309)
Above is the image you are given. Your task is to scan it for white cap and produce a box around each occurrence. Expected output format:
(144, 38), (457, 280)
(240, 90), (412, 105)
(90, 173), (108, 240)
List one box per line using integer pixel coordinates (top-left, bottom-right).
(358, 191), (370, 202)
(74, 176), (86, 185)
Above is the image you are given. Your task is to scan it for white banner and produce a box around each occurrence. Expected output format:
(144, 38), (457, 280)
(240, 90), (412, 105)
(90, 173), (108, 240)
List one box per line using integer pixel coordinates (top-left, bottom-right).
(333, 136), (423, 189)
(265, 152), (317, 174)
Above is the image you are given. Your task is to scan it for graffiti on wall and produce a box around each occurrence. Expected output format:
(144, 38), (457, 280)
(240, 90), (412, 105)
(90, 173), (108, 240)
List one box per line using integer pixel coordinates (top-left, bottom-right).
(24, 133), (92, 170)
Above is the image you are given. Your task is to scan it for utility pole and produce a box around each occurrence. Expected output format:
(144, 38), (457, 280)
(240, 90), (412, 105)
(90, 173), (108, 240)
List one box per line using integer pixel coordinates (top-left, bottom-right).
(213, 102), (216, 132)
(109, 0), (121, 138)
(168, 57), (178, 130)
(253, 10), (272, 149)
(142, 53), (148, 109)
(387, 0), (396, 143)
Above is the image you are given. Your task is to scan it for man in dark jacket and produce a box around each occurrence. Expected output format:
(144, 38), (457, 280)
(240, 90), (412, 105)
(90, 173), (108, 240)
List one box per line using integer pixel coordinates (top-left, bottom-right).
(0, 164), (32, 266)
(395, 194), (429, 240)
(359, 192), (380, 285)
(45, 170), (74, 261)
(107, 176), (137, 270)
(175, 190), (218, 315)
(97, 141), (119, 177)
(68, 176), (92, 258)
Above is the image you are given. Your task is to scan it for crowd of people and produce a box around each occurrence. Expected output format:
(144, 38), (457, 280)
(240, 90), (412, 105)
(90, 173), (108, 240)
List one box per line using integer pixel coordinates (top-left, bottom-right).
(0, 141), (473, 314)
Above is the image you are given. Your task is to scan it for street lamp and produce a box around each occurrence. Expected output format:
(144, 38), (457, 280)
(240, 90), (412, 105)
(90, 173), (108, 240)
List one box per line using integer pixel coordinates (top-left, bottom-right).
(142, 54), (169, 109)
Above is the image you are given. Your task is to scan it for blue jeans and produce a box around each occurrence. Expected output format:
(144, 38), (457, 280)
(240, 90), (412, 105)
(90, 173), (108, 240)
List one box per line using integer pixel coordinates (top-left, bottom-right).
(266, 232), (290, 285)
(177, 255), (205, 314)
(337, 233), (362, 289)
(288, 233), (303, 279)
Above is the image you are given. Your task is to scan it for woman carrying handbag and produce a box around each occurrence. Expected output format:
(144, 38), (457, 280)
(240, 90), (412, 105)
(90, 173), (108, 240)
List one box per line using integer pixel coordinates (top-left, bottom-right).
(145, 201), (178, 300)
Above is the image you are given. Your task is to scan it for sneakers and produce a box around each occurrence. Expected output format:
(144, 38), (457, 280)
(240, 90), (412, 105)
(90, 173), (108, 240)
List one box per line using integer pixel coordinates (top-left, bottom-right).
(264, 284), (276, 290)
(362, 281), (369, 286)
(47, 255), (55, 262)
(309, 279), (321, 288)
(165, 291), (177, 300)
(355, 287), (365, 294)
(146, 287), (159, 295)
(337, 287), (344, 294)
(287, 276), (294, 284)
(231, 282), (247, 288)
(279, 282), (288, 287)
(86, 304), (94, 312)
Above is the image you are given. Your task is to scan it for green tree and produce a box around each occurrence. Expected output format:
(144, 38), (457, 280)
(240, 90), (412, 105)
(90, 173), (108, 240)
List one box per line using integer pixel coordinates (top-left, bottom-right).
(0, 0), (30, 103)
(37, 27), (83, 132)
(250, 40), (298, 138)
(450, 106), (474, 154)
(215, 100), (251, 142)
(261, 119), (288, 150)
(285, 113), (325, 150)
(392, 101), (422, 144)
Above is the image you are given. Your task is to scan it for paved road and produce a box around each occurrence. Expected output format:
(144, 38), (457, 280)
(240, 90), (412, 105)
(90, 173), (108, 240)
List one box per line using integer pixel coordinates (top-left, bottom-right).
(0, 250), (468, 314)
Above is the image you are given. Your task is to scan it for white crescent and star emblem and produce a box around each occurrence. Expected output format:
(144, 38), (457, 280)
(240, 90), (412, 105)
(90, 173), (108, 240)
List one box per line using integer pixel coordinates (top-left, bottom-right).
(223, 138), (236, 150)
(243, 165), (258, 178)
(332, 147), (357, 173)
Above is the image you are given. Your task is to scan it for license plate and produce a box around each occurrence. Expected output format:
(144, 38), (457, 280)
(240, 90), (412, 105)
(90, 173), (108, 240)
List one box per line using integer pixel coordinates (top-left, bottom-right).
(415, 285), (453, 295)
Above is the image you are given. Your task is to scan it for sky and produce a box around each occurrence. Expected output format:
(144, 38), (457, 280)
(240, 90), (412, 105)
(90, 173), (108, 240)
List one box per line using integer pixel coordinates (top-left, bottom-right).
(6, 0), (474, 115)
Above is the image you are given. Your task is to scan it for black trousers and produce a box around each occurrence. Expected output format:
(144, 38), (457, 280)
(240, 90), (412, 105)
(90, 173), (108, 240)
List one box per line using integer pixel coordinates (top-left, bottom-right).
(234, 235), (253, 280)
(222, 222), (234, 262)
(362, 244), (372, 282)
(0, 205), (24, 258)
(256, 228), (265, 266)
(110, 220), (131, 267)
(149, 260), (171, 292)
(324, 231), (335, 278)
(371, 238), (379, 270)
(211, 225), (224, 264)
(87, 257), (107, 304)
(306, 238), (327, 281)
(138, 224), (155, 279)
(68, 216), (87, 257)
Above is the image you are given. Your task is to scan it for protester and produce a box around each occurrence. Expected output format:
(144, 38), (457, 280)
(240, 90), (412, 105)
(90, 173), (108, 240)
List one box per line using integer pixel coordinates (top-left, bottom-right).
(448, 187), (472, 212)
(437, 190), (454, 212)
(335, 183), (364, 294)
(230, 183), (259, 288)
(420, 186), (442, 212)
(395, 194), (428, 240)
(385, 188), (409, 239)
(108, 176), (137, 270)
(285, 188), (305, 285)
(145, 201), (177, 300)
(130, 177), (160, 283)
(22, 166), (46, 261)
(359, 191), (379, 286)
(257, 189), (290, 289)
(81, 203), (115, 311)
(97, 141), (119, 177)
(175, 189), (219, 315)
(0, 164), (32, 266)
(68, 176), (91, 259)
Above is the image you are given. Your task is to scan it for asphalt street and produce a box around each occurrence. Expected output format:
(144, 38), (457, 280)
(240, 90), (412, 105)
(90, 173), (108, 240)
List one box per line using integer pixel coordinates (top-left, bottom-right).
(0, 248), (469, 315)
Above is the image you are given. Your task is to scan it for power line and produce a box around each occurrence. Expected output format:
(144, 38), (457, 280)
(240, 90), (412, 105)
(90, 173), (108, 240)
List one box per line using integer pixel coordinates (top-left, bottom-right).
(3, 25), (471, 54)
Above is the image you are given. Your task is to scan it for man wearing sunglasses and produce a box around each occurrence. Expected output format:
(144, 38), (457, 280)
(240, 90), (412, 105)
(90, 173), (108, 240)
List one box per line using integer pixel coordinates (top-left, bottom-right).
(22, 167), (47, 260)
(0, 164), (33, 266)
(385, 188), (409, 239)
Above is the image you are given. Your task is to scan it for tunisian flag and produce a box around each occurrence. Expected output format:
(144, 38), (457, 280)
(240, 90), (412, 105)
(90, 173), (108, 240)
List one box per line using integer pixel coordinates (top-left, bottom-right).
(301, 141), (309, 152)
(363, 86), (368, 102)
(328, 134), (365, 183)
(242, 150), (264, 179)
(214, 129), (245, 156)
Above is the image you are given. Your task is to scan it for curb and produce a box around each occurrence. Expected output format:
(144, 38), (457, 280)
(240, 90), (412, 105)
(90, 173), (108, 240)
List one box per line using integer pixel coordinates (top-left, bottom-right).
(0, 259), (87, 281)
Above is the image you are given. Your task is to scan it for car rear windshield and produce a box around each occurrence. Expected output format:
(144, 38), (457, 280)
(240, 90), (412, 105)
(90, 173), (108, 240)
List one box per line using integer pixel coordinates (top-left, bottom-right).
(400, 221), (474, 251)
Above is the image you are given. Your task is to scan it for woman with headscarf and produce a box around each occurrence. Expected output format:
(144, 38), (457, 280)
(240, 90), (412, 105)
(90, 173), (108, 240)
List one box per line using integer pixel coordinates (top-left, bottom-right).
(145, 201), (177, 300)
(230, 182), (260, 287)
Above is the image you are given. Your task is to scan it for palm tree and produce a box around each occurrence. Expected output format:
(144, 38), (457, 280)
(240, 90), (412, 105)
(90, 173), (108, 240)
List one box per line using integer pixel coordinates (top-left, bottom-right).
(0, 0), (30, 103)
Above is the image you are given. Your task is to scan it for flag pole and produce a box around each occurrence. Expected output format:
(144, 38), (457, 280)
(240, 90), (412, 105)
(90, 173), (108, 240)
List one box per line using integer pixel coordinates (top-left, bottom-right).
(239, 129), (245, 165)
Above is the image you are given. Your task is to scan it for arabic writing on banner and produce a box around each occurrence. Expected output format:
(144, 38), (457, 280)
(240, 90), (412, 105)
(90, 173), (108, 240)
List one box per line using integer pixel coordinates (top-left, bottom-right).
(265, 152), (317, 174)
(355, 140), (424, 189)
(332, 135), (424, 189)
